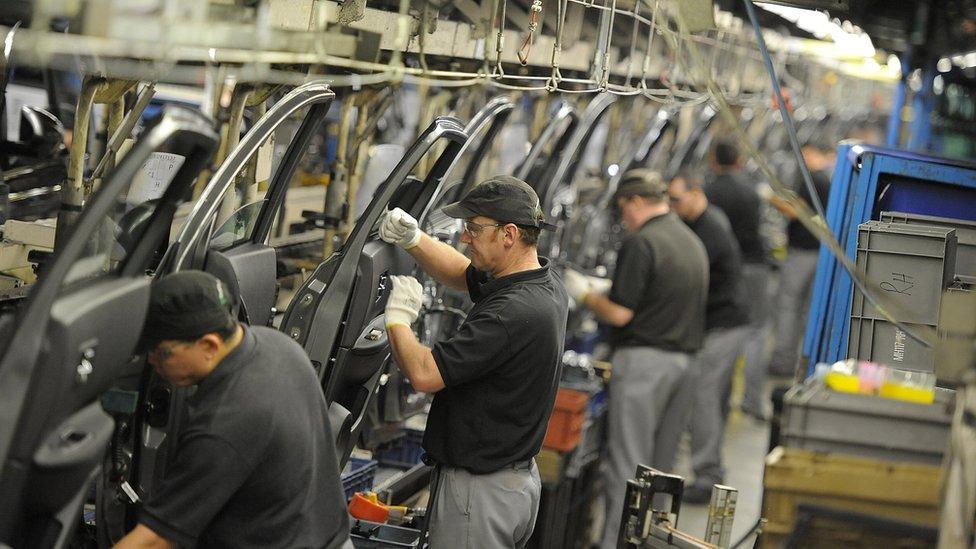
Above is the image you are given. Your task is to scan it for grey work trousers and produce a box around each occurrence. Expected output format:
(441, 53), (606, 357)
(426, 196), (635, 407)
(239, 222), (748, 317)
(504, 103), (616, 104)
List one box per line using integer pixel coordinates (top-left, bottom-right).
(740, 263), (775, 416)
(688, 326), (749, 487)
(770, 249), (820, 378)
(600, 347), (695, 549)
(428, 460), (541, 549)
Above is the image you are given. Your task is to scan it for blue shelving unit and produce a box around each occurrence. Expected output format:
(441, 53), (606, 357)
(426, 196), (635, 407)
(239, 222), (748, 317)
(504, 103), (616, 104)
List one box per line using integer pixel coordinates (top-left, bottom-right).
(803, 143), (976, 375)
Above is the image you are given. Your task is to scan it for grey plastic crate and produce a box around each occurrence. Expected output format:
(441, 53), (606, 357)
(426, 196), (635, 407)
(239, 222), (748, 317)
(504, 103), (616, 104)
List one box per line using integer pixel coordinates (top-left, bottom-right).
(881, 211), (976, 281)
(848, 316), (934, 372)
(850, 221), (957, 326)
(781, 379), (954, 465)
(935, 285), (976, 385)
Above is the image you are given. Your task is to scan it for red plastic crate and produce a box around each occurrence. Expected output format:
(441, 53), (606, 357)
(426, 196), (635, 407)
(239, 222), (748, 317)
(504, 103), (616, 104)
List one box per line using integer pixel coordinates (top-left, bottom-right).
(543, 389), (589, 452)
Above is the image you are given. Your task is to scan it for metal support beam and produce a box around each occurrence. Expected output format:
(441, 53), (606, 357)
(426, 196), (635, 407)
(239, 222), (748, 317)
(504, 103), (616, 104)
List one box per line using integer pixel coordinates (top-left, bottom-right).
(886, 50), (909, 148)
(907, 59), (936, 152)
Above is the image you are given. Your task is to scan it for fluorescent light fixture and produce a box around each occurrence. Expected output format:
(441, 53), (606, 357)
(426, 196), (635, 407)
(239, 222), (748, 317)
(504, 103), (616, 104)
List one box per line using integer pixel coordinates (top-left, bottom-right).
(755, 2), (876, 58)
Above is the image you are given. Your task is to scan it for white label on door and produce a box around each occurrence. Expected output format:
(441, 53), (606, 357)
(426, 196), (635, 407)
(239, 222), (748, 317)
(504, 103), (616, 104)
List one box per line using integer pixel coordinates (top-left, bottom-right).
(126, 152), (186, 207)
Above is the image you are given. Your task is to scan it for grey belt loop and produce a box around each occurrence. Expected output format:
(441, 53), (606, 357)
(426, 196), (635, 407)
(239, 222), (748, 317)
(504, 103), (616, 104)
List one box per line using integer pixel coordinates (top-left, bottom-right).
(418, 454), (442, 548)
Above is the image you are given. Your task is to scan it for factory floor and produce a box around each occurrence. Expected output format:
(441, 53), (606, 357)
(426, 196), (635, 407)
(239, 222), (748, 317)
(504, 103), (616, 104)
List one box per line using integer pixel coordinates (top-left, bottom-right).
(673, 409), (770, 545)
(672, 375), (793, 546)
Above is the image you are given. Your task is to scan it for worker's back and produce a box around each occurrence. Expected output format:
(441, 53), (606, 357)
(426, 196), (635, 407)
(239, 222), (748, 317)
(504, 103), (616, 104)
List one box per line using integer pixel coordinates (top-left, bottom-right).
(706, 172), (766, 264)
(608, 211), (708, 353)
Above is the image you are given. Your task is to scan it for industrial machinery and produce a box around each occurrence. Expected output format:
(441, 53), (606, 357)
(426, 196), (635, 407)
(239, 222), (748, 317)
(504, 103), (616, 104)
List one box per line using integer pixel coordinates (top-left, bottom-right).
(618, 465), (738, 549)
(2, 0), (972, 548)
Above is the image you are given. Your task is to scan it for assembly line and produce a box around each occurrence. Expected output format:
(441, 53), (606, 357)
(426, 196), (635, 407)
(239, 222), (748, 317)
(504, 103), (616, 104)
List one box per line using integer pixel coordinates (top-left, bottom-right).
(0, 1), (975, 549)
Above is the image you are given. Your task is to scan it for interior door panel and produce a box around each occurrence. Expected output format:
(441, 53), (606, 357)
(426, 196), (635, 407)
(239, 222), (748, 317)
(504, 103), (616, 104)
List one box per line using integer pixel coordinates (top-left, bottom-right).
(0, 105), (218, 548)
(280, 116), (467, 465)
(365, 97), (519, 436)
(204, 244), (278, 327)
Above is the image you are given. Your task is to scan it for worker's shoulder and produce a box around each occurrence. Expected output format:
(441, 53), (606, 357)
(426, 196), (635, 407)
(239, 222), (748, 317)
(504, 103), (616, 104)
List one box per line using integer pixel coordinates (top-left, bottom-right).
(249, 325), (311, 361)
(477, 277), (566, 319)
(695, 207), (736, 245)
(656, 216), (708, 264)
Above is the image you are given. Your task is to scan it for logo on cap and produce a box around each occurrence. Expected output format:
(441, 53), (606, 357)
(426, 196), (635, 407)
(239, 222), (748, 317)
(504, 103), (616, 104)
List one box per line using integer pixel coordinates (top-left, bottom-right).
(215, 280), (228, 307)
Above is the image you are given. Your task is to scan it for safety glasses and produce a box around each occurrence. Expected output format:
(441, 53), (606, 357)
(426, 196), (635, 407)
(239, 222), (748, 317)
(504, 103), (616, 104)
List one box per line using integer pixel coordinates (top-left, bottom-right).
(463, 220), (504, 237)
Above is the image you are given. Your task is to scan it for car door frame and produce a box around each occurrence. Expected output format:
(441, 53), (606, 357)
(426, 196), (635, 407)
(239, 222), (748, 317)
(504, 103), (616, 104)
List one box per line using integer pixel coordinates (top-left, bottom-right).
(159, 81), (336, 278)
(110, 84), (336, 535)
(0, 105), (218, 547)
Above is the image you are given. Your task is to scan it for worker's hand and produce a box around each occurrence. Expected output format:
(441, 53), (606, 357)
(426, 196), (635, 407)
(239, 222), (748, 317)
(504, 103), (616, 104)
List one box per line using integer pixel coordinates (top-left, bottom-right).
(562, 268), (592, 305)
(385, 275), (424, 328)
(586, 275), (613, 296)
(379, 208), (422, 249)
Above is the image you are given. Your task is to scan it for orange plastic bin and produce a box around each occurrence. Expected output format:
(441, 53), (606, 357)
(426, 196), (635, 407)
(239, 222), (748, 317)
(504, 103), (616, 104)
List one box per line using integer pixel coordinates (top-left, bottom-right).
(543, 389), (590, 452)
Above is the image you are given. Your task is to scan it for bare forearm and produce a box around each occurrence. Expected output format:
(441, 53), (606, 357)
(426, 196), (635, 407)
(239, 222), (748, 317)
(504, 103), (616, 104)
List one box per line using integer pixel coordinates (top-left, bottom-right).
(114, 525), (175, 549)
(582, 293), (634, 327)
(387, 324), (446, 393)
(407, 234), (470, 291)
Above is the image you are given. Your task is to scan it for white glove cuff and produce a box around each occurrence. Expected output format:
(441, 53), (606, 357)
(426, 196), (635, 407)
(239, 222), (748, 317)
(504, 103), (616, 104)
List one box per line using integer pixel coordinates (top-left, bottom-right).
(403, 230), (422, 250)
(385, 309), (416, 328)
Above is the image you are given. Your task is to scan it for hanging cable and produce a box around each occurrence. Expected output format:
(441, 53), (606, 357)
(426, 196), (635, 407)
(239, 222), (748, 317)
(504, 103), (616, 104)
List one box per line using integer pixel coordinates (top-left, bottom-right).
(493, 0), (508, 76)
(672, 8), (935, 349)
(518, 0), (543, 65)
(742, 0), (826, 219)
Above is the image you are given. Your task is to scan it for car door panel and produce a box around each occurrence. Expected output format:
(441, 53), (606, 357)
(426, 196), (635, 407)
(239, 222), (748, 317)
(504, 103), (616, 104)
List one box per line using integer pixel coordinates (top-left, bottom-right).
(162, 83), (335, 276)
(0, 105), (218, 548)
(204, 244), (278, 327)
(515, 101), (577, 187)
(31, 402), (113, 549)
(280, 117), (467, 465)
(566, 109), (675, 271)
(85, 88), (341, 545)
(368, 98), (517, 434)
(537, 94), (617, 263)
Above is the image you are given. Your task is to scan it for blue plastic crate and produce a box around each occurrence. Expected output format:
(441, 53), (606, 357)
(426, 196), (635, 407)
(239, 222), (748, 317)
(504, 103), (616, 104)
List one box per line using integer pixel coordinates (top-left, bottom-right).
(341, 458), (378, 501)
(587, 389), (608, 418)
(375, 427), (425, 469)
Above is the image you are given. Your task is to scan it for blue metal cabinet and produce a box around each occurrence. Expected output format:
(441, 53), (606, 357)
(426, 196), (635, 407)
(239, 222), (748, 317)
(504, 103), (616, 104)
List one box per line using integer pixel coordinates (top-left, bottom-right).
(803, 144), (976, 375)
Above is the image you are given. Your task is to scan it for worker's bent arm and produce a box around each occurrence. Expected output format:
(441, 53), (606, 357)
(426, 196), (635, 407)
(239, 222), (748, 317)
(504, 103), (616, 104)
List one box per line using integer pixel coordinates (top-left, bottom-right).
(582, 293), (635, 327)
(387, 324), (446, 393)
(406, 234), (470, 292)
(113, 524), (176, 549)
(769, 194), (798, 219)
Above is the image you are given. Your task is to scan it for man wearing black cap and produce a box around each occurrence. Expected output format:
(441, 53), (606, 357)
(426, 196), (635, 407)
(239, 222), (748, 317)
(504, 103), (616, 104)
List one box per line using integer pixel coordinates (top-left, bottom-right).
(115, 271), (351, 549)
(564, 169), (708, 549)
(377, 175), (568, 548)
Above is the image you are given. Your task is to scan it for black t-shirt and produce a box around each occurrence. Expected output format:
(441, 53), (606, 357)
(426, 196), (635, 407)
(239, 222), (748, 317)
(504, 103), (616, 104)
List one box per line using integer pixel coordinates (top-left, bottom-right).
(705, 172), (766, 264)
(787, 169), (831, 250)
(141, 326), (350, 549)
(425, 258), (568, 474)
(686, 206), (748, 330)
(608, 212), (708, 352)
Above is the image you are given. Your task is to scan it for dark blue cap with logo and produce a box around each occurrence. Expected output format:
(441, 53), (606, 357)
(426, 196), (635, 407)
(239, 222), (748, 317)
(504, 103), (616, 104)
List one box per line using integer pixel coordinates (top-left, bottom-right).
(136, 270), (237, 353)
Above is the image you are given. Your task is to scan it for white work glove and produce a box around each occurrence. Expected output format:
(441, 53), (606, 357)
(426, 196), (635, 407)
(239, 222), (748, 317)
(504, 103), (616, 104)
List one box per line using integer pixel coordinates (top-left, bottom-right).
(586, 275), (613, 296)
(378, 208), (422, 249)
(385, 275), (424, 328)
(563, 268), (592, 305)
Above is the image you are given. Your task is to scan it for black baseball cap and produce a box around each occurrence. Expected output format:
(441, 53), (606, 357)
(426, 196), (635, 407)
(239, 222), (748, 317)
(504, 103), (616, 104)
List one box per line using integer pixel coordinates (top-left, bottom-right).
(136, 270), (237, 353)
(442, 175), (556, 231)
(613, 169), (668, 200)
